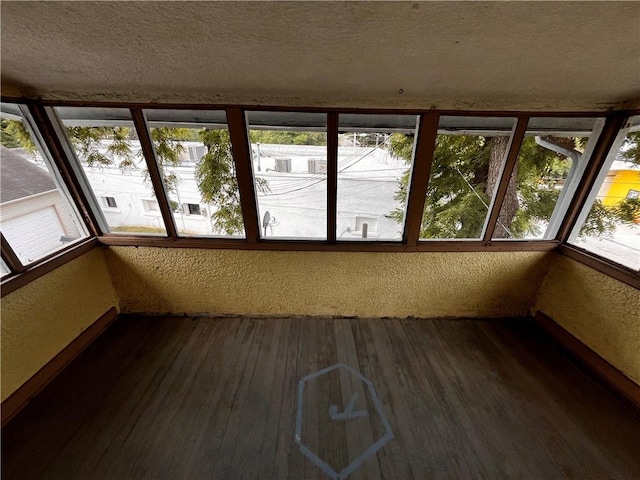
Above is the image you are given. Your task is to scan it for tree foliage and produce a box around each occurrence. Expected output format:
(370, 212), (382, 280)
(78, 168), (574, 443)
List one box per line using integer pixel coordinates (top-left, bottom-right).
(1, 119), (36, 152)
(250, 130), (325, 146)
(64, 124), (263, 235)
(389, 131), (636, 239)
(3, 115), (637, 238)
(195, 129), (261, 235)
(391, 133), (491, 238)
(0, 117), (263, 235)
(66, 126), (138, 170)
(149, 127), (192, 194)
(621, 131), (640, 165)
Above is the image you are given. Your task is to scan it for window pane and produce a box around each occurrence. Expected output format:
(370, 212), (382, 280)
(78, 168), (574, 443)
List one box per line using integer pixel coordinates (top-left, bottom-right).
(145, 109), (244, 238)
(337, 114), (417, 241)
(1, 104), (89, 264)
(56, 107), (167, 236)
(492, 117), (604, 240)
(1, 257), (10, 278)
(248, 112), (327, 239)
(569, 115), (640, 270)
(420, 116), (516, 240)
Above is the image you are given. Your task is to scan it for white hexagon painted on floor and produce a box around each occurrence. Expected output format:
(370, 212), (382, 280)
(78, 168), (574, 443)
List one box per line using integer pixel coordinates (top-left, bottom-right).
(295, 363), (394, 479)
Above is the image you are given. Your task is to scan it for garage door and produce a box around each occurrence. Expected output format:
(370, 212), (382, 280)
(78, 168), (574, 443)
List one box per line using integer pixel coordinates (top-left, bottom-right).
(2, 206), (65, 264)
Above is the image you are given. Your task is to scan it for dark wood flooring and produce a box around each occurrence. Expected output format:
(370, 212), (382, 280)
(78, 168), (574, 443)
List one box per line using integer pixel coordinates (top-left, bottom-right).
(3, 316), (639, 479)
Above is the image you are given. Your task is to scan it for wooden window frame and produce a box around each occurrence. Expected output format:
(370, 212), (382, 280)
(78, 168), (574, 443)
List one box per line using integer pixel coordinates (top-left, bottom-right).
(1, 96), (638, 294)
(1, 238), (98, 297)
(131, 108), (179, 238)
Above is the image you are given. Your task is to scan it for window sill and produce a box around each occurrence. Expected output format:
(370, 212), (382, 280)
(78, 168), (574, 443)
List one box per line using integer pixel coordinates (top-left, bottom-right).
(1, 238), (99, 297)
(558, 243), (639, 289)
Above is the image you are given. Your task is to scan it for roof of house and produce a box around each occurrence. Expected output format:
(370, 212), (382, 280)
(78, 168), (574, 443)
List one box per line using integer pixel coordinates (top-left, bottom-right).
(0, 146), (57, 203)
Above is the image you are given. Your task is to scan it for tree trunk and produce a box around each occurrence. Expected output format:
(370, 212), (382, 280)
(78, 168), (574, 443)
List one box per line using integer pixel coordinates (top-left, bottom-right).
(486, 136), (518, 238)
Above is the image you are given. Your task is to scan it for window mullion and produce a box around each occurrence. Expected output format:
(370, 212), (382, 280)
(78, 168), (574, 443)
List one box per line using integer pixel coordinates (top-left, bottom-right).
(556, 113), (628, 243)
(131, 108), (178, 239)
(327, 112), (338, 243)
(27, 104), (103, 237)
(482, 116), (528, 242)
(226, 108), (260, 243)
(1, 234), (25, 274)
(403, 112), (439, 246)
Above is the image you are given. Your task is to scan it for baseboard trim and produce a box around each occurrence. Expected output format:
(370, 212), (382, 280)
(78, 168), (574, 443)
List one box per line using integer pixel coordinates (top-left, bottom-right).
(1, 306), (119, 427)
(534, 310), (640, 415)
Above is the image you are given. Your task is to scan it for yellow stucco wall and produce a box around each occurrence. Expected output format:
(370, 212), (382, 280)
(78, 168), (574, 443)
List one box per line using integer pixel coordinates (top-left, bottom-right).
(1, 248), (119, 401)
(106, 247), (551, 319)
(535, 254), (640, 385)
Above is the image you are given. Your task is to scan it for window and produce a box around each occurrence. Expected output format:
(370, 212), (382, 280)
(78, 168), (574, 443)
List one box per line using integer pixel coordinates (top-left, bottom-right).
(1, 257), (10, 278)
(420, 116), (517, 240)
(180, 145), (206, 164)
(187, 203), (202, 215)
(248, 112), (327, 239)
(492, 117), (604, 240)
(55, 107), (167, 236)
(308, 159), (327, 174)
(103, 196), (118, 208)
(145, 109), (245, 238)
(1, 103), (89, 265)
(142, 199), (160, 212)
(569, 115), (640, 270)
(276, 158), (292, 173)
(337, 114), (418, 241)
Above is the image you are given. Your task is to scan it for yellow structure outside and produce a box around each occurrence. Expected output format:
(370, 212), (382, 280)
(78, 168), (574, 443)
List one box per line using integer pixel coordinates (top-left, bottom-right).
(598, 168), (640, 207)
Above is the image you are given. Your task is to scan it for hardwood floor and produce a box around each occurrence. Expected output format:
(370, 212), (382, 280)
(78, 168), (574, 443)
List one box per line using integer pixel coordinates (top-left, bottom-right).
(3, 316), (639, 479)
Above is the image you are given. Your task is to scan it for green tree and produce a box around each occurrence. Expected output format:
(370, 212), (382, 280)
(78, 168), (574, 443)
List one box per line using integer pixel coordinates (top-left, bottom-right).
(1, 119), (36, 151)
(621, 131), (640, 164)
(67, 125), (270, 236)
(194, 128), (267, 235)
(250, 130), (325, 146)
(389, 131), (634, 239)
(1, 116), (260, 235)
(66, 126), (139, 171)
(148, 127), (193, 194)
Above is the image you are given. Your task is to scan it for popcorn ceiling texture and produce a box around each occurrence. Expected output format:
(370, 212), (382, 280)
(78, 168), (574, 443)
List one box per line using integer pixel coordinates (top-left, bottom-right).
(0, 249), (119, 401)
(105, 247), (551, 319)
(2, 2), (639, 110)
(536, 254), (640, 385)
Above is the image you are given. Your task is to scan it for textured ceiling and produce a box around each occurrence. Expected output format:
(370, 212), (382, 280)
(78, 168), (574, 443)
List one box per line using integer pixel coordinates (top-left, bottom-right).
(1, 1), (639, 110)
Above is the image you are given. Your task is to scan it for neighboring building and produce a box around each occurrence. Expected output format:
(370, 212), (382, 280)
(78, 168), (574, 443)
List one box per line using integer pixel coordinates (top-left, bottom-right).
(72, 140), (408, 239)
(597, 159), (640, 210)
(0, 146), (82, 263)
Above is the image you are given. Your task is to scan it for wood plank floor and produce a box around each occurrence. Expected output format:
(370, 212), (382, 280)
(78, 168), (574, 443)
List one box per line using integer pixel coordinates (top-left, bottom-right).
(3, 316), (639, 479)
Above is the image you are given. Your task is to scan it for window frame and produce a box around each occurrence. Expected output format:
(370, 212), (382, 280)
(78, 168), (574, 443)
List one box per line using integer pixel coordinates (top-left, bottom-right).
(0, 103), (93, 275)
(102, 196), (118, 209)
(1, 97), (638, 296)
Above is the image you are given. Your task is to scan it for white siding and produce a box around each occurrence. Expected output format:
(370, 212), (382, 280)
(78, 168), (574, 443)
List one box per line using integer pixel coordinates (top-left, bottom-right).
(0, 190), (84, 264)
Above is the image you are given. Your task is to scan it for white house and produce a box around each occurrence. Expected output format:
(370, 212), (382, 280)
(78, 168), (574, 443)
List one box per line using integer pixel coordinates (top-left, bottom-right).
(0, 146), (84, 263)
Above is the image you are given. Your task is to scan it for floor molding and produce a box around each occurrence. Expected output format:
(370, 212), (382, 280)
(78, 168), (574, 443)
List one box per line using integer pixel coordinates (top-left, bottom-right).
(534, 310), (640, 415)
(1, 306), (119, 427)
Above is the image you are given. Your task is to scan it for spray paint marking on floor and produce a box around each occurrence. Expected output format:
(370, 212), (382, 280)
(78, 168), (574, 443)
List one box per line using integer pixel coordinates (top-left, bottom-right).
(295, 363), (394, 480)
